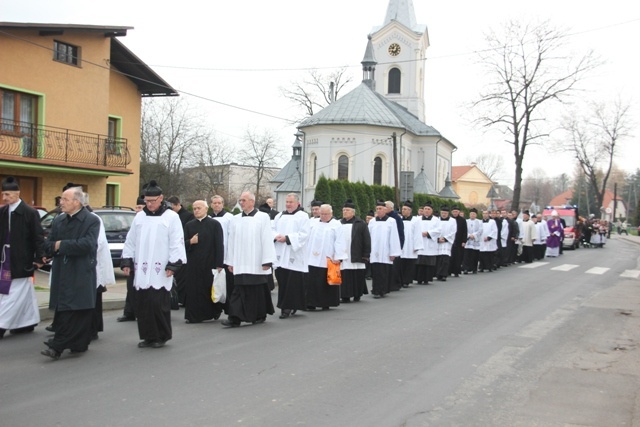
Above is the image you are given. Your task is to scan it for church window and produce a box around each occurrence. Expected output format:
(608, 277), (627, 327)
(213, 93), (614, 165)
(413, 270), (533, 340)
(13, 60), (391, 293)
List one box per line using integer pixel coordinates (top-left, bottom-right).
(388, 68), (401, 94)
(311, 154), (317, 185)
(373, 156), (382, 185)
(338, 155), (349, 180)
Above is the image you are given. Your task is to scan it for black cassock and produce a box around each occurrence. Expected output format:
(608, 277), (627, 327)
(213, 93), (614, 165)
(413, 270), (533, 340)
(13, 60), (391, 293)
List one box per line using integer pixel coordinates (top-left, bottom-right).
(184, 217), (224, 323)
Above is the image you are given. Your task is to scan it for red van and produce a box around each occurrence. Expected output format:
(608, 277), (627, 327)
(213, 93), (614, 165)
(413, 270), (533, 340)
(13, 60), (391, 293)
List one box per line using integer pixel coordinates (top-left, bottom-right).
(542, 206), (581, 249)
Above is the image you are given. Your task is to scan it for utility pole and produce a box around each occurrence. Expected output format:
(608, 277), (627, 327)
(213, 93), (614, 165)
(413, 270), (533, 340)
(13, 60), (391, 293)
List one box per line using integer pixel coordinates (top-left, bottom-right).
(613, 182), (617, 222)
(392, 132), (400, 207)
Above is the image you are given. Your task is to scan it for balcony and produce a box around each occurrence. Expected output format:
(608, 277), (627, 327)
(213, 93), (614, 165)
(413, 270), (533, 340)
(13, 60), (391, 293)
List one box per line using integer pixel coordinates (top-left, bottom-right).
(0, 120), (131, 173)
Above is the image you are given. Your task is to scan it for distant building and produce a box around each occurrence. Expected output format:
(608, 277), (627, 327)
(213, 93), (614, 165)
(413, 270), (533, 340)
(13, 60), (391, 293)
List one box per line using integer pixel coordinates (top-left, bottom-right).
(549, 189), (625, 221)
(451, 165), (494, 207)
(181, 163), (280, 208)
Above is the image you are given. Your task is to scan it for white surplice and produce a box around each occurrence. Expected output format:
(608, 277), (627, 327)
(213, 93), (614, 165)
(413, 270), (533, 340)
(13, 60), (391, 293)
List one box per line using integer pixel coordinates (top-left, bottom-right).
(272, 210), (310, 273)
(122, 209), (187, 291)
(225, 210), (276, 276)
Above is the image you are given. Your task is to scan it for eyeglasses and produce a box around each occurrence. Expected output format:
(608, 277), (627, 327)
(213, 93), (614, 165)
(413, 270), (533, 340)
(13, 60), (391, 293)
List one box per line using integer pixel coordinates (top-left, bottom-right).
(144, 197), (161, 203)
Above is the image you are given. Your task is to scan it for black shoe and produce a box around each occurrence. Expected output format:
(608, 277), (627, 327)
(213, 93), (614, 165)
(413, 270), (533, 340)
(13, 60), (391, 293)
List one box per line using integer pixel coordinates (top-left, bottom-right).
(291, 310), (297, 315)
(45, 324), (55, 332)
(221, 319), (240, 328)
(372, 294), (381, 299)
(341, 298), (351, 303)
(0, 328), (6, 339)
(41, 348), (61, 360)
(353, 297), (360, 302)
(10, 325), (36, 335)
(453, 274), (459, 278)
(151, 341), (166, 348)
(306, 306), (316, 311)
(90, 333), (99, 341)
(322, 307), (330, 311)
(138, 340), (154, 348)
(117, 316), (135, 322)
(252, 317), (266, 324)
(279, 311), (290, 319)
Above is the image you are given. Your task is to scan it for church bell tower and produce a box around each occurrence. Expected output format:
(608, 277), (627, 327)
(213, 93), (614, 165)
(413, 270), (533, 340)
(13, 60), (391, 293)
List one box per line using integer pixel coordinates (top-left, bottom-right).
(369, 0), (429, 121)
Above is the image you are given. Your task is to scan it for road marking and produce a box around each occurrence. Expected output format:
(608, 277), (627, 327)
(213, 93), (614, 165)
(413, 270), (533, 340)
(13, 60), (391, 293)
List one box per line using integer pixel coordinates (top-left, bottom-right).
(585, 267), (610, 275)
(620, 270), (640, 279)
(519, 262), (549, 269)
(551, 264), (579, 272)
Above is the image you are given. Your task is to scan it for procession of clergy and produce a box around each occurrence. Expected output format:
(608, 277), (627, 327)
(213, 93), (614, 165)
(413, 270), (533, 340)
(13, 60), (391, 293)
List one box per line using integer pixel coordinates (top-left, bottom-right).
(0, 173), (567, 360)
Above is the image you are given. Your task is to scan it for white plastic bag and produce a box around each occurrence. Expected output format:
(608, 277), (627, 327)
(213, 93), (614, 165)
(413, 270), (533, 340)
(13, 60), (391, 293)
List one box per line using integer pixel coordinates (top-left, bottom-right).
(211, 268), (227, 303)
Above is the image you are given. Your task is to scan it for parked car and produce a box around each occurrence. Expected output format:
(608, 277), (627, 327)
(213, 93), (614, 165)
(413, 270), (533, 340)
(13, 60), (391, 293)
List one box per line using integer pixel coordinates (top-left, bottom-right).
(40, 206), (136, 268)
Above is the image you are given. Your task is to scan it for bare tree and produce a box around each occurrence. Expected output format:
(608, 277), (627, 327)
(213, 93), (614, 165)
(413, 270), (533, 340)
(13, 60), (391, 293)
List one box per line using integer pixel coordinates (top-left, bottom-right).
(280, 67), (354, 119)
(140, 98), (212, 196)
(472, 20), (599, 210)
(189, 136), (235, 201)
(465, 153), (504, 181)
(238, 128), (285, 198)
(521, 168), (555, 208)
(561, 99), (633, 216)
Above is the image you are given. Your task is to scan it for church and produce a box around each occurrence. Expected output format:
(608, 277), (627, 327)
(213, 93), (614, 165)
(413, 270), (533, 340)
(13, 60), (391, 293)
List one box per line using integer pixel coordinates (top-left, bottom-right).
(277, 0), (456, 209)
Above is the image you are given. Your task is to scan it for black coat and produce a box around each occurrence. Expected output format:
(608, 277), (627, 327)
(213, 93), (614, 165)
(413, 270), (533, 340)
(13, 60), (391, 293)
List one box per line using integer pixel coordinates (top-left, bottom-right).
(177, 207), (195, 228)
(341, 216), (371, 262)
(44, 207), (100, 311)
(453, 214), (468, 245)
(0, 200), (45, 279)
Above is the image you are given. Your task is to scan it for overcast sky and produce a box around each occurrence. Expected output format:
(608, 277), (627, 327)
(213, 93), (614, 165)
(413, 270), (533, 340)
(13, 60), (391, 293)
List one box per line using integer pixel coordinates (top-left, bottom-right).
(3, 0), (639, 186)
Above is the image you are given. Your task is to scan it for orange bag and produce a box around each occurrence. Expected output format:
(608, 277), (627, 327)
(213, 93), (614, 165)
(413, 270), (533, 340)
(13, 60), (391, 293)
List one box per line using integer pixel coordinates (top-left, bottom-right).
(327, 258), (342, 285)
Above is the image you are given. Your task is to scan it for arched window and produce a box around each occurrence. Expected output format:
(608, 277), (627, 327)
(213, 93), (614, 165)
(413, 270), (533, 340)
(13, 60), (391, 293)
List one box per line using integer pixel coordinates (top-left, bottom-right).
(388, 68), (401, 94)
(310, 154), (317, 186)
(338, 155), (349, 180)
(373, 156), (382, 185)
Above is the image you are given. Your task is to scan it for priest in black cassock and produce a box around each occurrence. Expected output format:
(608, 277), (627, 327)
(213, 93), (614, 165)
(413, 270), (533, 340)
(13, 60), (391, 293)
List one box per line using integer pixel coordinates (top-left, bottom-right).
(184, 200), (224, 323)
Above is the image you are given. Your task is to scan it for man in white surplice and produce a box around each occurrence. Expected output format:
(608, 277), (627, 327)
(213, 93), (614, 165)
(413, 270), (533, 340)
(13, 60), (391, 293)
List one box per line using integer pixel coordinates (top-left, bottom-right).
(222, 191), (276, 327)
(122, 180), (186, 349)
(272, 193), (309, 319)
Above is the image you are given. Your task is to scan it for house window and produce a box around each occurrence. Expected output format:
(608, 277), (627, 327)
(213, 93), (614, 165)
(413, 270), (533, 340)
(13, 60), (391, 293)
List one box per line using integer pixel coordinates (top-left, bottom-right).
(0, 89), (38, 157)
(388, 68), (401, 94)
(53, 40), (80, 66)
(106, 183), (120, 206)
(373, 156), (382, 185)
(338, 155), (349, 180)
(107, 117), (122, 154)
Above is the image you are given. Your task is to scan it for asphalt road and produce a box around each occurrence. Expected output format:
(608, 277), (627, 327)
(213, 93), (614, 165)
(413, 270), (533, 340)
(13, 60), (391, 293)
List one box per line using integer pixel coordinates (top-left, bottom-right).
(1, 238), (639, 427)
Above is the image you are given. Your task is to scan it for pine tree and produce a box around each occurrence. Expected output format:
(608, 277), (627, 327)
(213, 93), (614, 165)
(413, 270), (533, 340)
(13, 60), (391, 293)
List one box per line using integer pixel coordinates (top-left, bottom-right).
(314, 174), (331, 206)
(329, 179), (347, 218)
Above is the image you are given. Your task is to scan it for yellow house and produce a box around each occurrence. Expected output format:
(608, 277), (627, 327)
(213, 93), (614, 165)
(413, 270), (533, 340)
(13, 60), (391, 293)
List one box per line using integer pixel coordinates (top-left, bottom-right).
(451, 164), (494, 208)
(0, 22), (177, 209)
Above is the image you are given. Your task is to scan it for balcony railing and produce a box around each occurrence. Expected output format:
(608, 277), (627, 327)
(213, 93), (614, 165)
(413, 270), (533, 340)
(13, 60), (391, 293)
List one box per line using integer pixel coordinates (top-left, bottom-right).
(0, 119), (131, 169)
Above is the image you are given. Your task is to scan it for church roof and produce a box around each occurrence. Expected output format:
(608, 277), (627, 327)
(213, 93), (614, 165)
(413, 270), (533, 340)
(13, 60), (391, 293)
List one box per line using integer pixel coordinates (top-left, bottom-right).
(438, 175), (460, 199)
(273, 158), (301, 193)
(414, 167), (437, 195)
(451, 165), (473, 181)
(298, 82), (443, 137)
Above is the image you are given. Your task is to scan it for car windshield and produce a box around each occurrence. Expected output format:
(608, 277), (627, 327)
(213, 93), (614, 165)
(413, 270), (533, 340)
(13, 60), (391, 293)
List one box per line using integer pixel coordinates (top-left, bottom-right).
(98, 212), (135, 232)
(562, 215), (575, 227)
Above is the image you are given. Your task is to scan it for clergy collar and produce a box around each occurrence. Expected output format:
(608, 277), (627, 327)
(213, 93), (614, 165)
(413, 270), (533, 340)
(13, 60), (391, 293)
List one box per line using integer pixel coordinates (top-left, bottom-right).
(196, 216), (207, 222)
(375, 215), (388, 221)
(144, 203), (167, 217)
(212, 210), (226, 217)
(8, 199), (22, 212)
(402, 216), (412, 221)
(482, 218), (490, 222)
(242, 209), (257, 217)
(422, 215), (433, 220)
(441, 216), (450, 221)
(341, 216), (356, 224)
(67, 206), (83, 218)
(282, 206), (303, 215)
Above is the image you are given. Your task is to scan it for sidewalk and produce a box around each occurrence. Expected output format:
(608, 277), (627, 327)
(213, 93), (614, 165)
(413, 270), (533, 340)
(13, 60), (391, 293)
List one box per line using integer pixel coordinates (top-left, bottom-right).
(34, 269), (128, 321)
